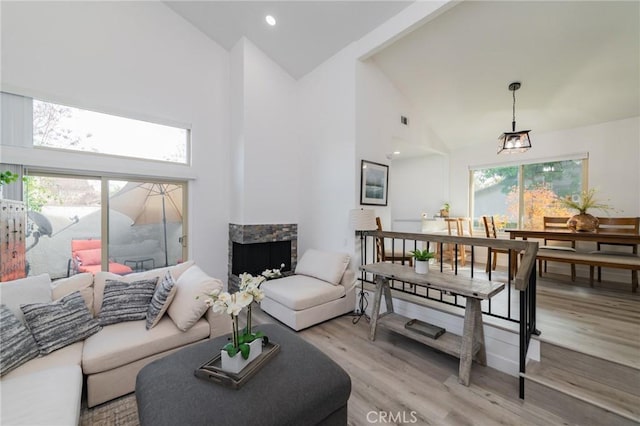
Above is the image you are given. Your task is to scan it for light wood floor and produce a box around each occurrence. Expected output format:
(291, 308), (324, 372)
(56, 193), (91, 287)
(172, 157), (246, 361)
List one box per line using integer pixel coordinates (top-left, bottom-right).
(535, 274), (640, 369)
(252, 306), (615, 425)
(252, 268), (640, 425)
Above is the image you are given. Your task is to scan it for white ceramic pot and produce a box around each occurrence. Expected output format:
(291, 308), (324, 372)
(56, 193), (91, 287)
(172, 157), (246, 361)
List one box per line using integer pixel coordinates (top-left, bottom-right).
(415, 260), (429, 275)
(220, 338), (263, 374)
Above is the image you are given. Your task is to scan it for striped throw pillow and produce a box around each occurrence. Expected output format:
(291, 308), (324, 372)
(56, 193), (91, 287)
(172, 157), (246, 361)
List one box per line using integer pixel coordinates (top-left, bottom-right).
(99, 278), (158, 326)
(21, 291), (102, 355)
(146, 271), (177, 330)
(0, 304), (40, 376)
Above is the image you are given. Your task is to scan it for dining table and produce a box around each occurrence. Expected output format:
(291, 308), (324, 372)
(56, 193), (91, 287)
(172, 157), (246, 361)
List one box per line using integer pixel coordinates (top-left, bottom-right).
(505, 228), (640, 290)
(505, 228), (640, 246)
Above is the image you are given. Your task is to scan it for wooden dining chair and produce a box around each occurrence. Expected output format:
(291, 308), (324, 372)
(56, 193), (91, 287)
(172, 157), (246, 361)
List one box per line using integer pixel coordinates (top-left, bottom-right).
(590, 217), (640, 284)
(482, 216), (513, 277)
(458, 217), (474, 267)
(539, 217), (576, 281)
(375, 217), (413, 266)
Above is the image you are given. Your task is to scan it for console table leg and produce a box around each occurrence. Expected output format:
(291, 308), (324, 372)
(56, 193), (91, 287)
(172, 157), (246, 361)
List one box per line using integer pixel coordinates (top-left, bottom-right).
(473, 300), (487, 366)
(369, 276), (387, 341)
(459, 298), (482, 386)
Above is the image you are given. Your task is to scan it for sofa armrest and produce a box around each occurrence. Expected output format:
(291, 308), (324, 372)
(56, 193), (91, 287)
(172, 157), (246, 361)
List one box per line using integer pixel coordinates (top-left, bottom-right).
(340, 268), (357, 294)
(205, 308), (232, 339)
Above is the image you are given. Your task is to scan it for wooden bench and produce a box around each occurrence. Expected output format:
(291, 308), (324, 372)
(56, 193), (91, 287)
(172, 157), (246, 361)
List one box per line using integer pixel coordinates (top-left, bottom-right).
(360, 262), (504, 386)
(536, 249), (640, 292)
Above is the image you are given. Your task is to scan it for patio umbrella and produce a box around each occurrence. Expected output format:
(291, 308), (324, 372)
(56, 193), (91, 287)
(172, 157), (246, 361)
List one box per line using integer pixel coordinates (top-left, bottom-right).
(109, 182), (183, 267)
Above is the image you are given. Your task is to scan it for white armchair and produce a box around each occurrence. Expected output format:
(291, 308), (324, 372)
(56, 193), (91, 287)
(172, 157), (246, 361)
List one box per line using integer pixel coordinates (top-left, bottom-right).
(260, 249), (356, 331)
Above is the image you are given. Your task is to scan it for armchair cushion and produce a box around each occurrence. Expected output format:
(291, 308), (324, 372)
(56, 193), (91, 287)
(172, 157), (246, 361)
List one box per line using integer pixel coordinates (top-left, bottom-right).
(262, 275), (346, 311)
(295, 249), (350, 285)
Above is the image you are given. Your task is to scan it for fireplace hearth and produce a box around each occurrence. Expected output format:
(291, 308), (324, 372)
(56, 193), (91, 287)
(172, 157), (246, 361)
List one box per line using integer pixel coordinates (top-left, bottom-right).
(228, 224), (297, 292)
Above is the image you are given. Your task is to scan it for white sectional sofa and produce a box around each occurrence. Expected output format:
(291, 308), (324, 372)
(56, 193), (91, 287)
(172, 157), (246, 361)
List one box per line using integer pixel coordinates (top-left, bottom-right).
(0, 261), (231, 425)
(261, 249), (356, 331)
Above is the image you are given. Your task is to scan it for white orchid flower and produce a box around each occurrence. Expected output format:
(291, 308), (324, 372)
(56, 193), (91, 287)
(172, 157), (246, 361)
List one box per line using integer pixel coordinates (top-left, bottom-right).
(226, 301), (243, 316)
(235, 291), (254, 307)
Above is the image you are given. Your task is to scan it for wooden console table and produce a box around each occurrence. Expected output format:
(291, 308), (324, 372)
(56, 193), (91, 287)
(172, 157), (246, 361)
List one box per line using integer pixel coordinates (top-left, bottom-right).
(361, 262), (505, 386)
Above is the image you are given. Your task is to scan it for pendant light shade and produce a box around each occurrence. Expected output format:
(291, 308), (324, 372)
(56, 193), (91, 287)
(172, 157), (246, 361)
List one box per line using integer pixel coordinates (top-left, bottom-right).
(498, 82), (531, 154)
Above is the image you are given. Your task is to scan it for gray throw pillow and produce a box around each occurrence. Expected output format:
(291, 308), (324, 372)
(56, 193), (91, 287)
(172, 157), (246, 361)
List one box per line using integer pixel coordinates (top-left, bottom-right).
(99, 278), (158, 326)
(0, 304), (40, 376)
(146, 271), (177, 330)
(21, 291), (102, 355)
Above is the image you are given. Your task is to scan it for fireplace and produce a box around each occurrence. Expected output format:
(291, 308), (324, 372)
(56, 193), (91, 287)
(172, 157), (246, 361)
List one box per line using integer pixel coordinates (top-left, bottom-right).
(231, 241), (292, 276)
(228, 224), (297, 292)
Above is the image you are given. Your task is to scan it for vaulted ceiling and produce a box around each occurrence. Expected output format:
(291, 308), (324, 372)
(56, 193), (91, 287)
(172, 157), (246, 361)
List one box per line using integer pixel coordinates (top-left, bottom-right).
(166, 1), (640, 154)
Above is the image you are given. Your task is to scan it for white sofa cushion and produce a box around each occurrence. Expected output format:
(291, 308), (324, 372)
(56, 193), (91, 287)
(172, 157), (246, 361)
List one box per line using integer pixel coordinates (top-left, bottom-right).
(167, 265), (223, 331)
(82, 316), (209, 375)
(295, 249), (350, 285)
(51, 273), (94, 314)
(2, 342), (83, 380)
(93, 260), (194, 315)
(0, 365), (82, 426)
(0, 274), (51, 323)
(262, 275), (346, 311)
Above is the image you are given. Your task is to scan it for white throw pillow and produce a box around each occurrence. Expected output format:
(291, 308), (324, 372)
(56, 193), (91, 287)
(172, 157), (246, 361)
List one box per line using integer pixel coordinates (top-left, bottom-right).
(167, 265), (223, 331)
(51, 273), (94, 315)
(0, 274), (52, 324)
(295, 249), (350, 285)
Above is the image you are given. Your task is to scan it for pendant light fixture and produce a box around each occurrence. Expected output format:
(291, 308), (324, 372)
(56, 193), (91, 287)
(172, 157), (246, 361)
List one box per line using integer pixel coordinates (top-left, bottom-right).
(497, 82), (531, 154)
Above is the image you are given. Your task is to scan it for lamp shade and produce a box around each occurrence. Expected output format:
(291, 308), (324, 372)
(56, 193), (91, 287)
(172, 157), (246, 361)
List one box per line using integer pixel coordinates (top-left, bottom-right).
(349, 208), (377, 231)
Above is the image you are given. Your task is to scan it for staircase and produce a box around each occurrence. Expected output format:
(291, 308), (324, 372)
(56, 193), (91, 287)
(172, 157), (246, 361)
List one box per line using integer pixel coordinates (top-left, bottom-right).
(523, 341), (640, 426)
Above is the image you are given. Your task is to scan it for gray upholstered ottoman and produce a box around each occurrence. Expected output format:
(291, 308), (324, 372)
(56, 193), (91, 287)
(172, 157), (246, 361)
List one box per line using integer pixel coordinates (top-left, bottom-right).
(136, 323), (351, 426)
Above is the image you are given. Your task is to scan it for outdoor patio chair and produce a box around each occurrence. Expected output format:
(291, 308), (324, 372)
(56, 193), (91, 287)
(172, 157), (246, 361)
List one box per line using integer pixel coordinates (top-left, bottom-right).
(67, 238), (133, 276)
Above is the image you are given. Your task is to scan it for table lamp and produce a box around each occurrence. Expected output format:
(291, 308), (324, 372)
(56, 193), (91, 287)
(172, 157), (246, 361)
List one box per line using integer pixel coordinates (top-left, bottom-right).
(349, 208), (377, 323)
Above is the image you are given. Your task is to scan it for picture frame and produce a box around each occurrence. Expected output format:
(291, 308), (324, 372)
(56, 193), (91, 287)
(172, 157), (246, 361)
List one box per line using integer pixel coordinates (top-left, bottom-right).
(360, 160), (389, 206)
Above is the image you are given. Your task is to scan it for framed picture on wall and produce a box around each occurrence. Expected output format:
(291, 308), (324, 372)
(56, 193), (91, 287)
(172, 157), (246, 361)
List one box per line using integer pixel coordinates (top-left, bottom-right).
(360, 160), (389, 206)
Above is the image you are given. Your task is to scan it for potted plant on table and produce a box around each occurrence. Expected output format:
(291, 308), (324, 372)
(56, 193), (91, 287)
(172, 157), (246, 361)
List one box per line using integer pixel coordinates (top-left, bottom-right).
(440, 203), (450, 218)
(203, 272), (267, 374)
(556, 188), (613, 232)
(410, 249), (435, 274)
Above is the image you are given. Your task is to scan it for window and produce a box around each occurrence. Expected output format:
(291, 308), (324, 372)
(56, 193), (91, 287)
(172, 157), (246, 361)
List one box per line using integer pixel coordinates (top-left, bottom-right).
(471, 157), (586, 230)
(25, 173), (187, 279)
(33, 99), (189, 164)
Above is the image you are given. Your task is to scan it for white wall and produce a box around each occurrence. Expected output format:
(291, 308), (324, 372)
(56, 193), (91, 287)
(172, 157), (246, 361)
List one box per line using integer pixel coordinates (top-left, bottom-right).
(229, 38), (299, 225)
(297, 46), (358, 257)
(242, 39), (299, 224)
(390, 154), (450, 222)
(0, 2), (231, 279)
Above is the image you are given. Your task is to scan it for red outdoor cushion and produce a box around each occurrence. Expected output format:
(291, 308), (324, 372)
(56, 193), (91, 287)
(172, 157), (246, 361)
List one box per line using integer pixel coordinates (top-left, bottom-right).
(76, 248), (102, 266)
(78, 262), (133, 275)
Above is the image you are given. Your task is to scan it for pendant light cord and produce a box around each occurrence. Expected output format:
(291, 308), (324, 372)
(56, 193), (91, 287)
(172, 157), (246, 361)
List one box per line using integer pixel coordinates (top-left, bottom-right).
(512, 88), (517, 132)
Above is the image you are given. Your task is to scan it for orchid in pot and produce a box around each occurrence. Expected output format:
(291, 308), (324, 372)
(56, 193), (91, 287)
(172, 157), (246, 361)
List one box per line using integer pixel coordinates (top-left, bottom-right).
(202, 264), (285, 373)
(203, 273), (267, 373)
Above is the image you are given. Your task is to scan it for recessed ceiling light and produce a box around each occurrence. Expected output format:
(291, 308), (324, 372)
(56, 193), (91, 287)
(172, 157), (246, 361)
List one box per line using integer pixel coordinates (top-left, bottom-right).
(393, 151), (400, 155)
(265, 15), (276, 26)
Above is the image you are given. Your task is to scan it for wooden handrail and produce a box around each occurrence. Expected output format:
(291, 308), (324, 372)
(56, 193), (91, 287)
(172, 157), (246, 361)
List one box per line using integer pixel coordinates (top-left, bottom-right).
(363, 230), (538, 291)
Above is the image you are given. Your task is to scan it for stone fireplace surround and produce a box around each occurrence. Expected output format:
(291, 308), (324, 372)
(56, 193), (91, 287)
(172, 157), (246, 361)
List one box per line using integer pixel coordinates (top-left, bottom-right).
(228, 223), (298, 292)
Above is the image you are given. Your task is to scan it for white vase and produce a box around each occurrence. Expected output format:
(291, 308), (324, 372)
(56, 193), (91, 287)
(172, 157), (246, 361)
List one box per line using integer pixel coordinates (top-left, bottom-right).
(220, 338), (263, 374)
(415, 260), (429, 274)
